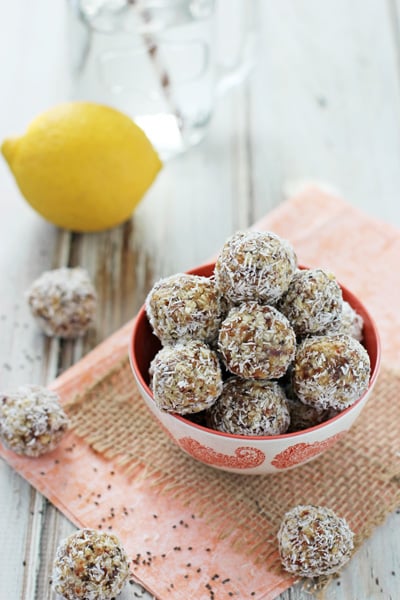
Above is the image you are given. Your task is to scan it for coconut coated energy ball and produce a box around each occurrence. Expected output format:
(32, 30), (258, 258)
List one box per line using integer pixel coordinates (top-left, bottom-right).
(337, 300), (364, 341)
(278, 268), (342, 336)
(0, 385), (69, 457)
(293, 334), (370, 411)
(52, 529), (129, 600)
(207, 378), (290, 436)
(278, 505), (354, 577)
(286, 396), (336, 432)
(150, 340), (223, 414)
(146, 273), (222, 345)
(214, 231), (297, 305)
(218, 302), (296, 379)
(27, 267), (96, 338)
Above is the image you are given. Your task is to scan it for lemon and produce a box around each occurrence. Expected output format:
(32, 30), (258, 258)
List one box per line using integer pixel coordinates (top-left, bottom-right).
(1, 102), (162, 232)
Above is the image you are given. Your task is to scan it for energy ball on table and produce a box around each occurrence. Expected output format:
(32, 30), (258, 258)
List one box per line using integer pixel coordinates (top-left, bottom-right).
(286, 396), (336, 433)
(278, 505), (354, 577)
(218, 302), (296, 379)
(293, 334), (370, 411)
(207, 378), (290, 436)
(336, 300), (364, 341)
(0, 385), (69, 457)
(150, 340), (223, 414)
(214, 231), (297, 305)
(52, 528), (129, 600)
(27, 267), (96, 338)
(278, 268), (342, 336)
(145, 273), (222, 345)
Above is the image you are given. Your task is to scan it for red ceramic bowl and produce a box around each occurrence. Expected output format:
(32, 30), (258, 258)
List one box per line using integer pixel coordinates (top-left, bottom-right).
(129, 262), (381, 474)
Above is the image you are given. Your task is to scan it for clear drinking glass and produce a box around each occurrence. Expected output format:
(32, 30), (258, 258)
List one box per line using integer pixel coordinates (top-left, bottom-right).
(67, 0), (257, 159)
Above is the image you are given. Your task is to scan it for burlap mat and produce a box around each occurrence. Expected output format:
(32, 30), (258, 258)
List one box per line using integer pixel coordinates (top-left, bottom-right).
(65, 356), (400, 589)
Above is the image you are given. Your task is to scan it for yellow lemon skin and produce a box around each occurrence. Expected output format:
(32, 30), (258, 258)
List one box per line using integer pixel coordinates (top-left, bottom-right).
(1, 102), (162, 232)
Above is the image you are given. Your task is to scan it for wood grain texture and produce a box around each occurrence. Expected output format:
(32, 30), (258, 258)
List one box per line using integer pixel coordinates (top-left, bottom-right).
(250, 0), (400, 227)
(0, 1), (399, 599)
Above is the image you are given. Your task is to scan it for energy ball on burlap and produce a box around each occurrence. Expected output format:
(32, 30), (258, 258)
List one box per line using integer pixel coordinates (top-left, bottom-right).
(0, 385), (69, 457)
(207, 378), (290, 436)
(336, 300), (364, 341)
(218, 302), (296, 379)
(293, 334), (370, 411)
(52, 528), (129, 600)
(277, 505), (354, 577)
(27, 267), (96, 338)
(278, 268), (342, 336)
(150, 340), (223, 414)
(286, 396), (336, 433)
(214, 231), (297, 305)
(145, 273), (222, 345)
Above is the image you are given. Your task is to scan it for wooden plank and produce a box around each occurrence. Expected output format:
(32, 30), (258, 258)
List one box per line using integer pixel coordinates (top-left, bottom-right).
(0, 1), (72, 597)
(250, 0), (400, 227)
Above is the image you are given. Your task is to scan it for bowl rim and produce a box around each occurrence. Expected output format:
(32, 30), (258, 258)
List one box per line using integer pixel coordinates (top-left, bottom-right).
(129, 261), (381, 442)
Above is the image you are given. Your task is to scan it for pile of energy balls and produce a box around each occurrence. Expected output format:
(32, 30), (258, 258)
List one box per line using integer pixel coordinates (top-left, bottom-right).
(0, 230), (364, 598)
(146, 230), (371, 436)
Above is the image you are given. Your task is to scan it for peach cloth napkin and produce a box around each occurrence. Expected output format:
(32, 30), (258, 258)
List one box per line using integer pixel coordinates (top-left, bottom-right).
(1, 185), (399, 600)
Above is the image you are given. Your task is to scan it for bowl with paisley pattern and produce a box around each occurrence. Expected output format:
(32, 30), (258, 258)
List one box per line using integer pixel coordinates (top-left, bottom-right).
(129, 262), (381, 474)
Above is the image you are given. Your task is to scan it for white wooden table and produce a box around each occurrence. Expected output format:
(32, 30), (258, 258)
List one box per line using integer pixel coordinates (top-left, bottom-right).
(1, 1), (400, 598)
